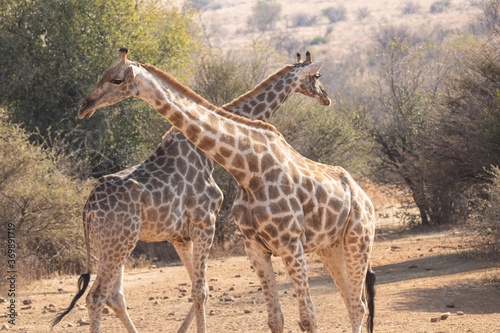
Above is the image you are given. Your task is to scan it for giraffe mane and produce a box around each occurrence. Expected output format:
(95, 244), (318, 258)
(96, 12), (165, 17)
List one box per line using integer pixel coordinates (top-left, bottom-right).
(140, 63), (281, 135)
(221, 64), (295, 111)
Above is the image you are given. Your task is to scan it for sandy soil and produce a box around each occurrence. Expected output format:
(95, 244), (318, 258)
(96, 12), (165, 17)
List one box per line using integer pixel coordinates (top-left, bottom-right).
(5, 226), (500, 333)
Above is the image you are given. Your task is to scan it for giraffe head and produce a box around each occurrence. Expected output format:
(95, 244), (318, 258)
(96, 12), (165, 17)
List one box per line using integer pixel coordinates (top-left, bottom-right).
(78, 48), (138, 119)
(294, 51), (331, 106)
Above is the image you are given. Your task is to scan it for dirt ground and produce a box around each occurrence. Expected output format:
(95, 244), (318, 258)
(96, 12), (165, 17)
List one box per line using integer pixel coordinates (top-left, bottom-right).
(3, 225), (500, 333)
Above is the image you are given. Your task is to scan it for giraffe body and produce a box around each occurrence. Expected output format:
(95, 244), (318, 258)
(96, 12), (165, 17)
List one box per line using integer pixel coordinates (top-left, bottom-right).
(75, 49), (374, 333)
(53, 50), (330, 333)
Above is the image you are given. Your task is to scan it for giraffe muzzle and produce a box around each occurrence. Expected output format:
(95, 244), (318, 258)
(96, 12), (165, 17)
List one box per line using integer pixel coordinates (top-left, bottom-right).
(78, 100), (95, 119)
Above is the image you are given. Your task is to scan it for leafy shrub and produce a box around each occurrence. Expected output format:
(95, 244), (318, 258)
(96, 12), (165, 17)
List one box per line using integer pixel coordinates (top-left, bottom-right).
(430, 0), (450, 13)
(248, 0), (282, 32)
(401, 0), (421, 14)
(322, 5), (347, 23)
(290, 13), (317, 27)
(357, 6), (371, 21)
(0, 0), (198, 176)
(0, 112), (92, 281)
(472, 166), (500, 259)
(310, 36), (328, 45)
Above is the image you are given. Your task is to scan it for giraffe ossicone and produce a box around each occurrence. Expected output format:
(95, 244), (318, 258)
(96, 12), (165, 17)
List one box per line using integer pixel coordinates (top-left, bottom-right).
(53, 47), (332, 333)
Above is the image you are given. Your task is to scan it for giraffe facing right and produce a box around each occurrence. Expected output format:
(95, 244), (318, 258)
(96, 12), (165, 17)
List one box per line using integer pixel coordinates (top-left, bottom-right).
(52, 52), (330, 333)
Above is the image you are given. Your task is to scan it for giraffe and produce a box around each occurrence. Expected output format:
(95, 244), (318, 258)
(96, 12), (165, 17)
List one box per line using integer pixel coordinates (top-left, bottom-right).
(52, 50), (330, 333)
(72, 48), (376, 333)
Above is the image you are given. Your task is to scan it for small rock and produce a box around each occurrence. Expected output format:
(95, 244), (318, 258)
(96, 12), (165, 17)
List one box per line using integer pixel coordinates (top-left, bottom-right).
(0, 298), (5, 304)
(229, 287), (235, 291)
(234, 275), (241, 278)
(48, 307), (57, 313)
(430, 317), (440, 323)
(168, 312), (175, 316)
(428, 248), (433, 252)
(244, 309), (251, 314)
(67, 323), (74, 327)
(77, 318), (90, 326)
(149, 297), (155, 301)
(224, 296), (235, 302)
(446, 303), (456, 308)
(209, 278), (218, 282)
(208, 310), (215, 316)
(153, 300), (160, 305)
(408, 265), (418, 269)
(440, 312), (451, 320)
(179, 282), (188, 286)
(42, 310), (46, 314)
(163, 296), (169, 299)
(1, 324), (9, 330)
(78, 304), (86, 310)
(58, 288), (64, 293)
(149, 265), (157, 269)
(209, 285), (214, 291)
(102, 307), (109, 314)
(21, 305), (32, 310)
(22, 300), (32, 305)
(188, 298), (193, 303)
(179, 288), (187, 293)
(457, 311), (464, 316)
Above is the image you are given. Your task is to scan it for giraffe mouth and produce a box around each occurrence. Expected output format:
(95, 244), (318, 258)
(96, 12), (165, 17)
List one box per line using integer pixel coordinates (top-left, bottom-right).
(322, 98), (332, 106)
(78, 100), (96, 119)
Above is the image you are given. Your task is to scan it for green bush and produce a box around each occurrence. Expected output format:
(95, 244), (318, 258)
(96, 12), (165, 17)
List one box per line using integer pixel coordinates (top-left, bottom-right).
(0, 0), (199, 176)
(248, 0), (282, 32)
(401, 0), (421, 15)
(310, 36), (328, 45)
(472, 166), (500, 259)
(290, 13), (317, 27)
(0, 112), (92, 281)
(322, 5), (347, 23)
(430, 0), (450, 13)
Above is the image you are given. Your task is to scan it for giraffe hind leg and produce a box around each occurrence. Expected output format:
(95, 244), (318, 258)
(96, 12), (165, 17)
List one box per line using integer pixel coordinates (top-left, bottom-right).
(317, 233), (373, 333)
(106, 265), (138, 333)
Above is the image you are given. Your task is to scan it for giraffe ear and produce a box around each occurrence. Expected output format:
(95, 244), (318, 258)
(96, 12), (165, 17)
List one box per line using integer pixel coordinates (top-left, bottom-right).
(302, 61), (323, 75)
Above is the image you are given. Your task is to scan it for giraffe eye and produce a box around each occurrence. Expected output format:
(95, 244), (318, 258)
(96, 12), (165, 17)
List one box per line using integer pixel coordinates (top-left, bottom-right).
(111, 79), (123, 85)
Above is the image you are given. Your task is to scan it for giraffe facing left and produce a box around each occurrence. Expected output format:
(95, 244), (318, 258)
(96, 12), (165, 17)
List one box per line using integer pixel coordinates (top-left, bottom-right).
(52, 49), (331, 333)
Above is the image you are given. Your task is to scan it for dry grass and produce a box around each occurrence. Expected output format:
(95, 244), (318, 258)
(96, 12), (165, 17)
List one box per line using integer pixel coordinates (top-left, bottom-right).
(188, 0), (481, 57)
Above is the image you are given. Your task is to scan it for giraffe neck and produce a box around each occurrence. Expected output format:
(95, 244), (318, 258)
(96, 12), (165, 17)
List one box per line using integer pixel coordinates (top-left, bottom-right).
(221, 65), (297, 121)
(138, 64), (277, 185)
(156, 65), (298, 148)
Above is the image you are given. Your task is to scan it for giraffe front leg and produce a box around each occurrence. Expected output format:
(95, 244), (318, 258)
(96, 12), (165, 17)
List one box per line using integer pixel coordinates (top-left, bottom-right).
(174, 241), (196, 333)
(279, 241), (317, 333)
(190, 225), (215, 333)
(245, 241), (284, 333)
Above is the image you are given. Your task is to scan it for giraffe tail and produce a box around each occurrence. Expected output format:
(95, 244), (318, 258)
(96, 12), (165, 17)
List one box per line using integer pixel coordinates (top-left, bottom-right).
(50, 272), (90, 327)
(51, 209), (93, 327)
(365, 265), (376, 333)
